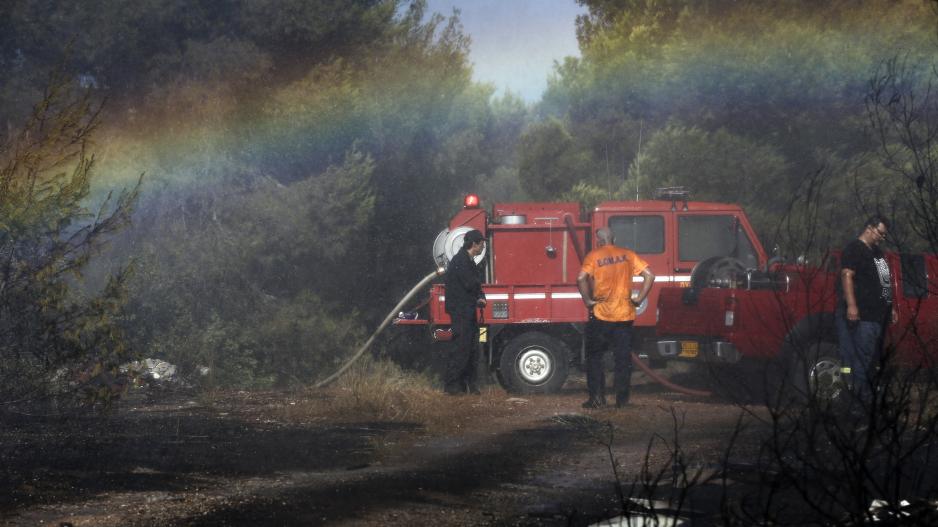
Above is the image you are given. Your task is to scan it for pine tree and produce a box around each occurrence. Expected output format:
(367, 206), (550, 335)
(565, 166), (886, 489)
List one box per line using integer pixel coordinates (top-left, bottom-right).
(0, 71), (140, 405)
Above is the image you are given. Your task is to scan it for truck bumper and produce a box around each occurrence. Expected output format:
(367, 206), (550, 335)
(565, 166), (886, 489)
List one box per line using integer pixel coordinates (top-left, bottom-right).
(712, 341), (741, 363)
(656, 339), (741, 363)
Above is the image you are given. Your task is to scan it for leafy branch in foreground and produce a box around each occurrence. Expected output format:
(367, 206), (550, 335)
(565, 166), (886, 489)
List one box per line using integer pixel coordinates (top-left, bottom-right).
(0, 70), (141, 405)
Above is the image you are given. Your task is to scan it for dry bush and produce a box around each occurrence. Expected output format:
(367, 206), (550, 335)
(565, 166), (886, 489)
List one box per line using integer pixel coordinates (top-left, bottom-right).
(275, 357), (510, 433)
(328, 357), (440, 423)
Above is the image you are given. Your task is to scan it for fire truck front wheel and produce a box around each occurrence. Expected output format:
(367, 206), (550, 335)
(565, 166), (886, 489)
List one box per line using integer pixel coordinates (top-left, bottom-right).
(787, 341), (846, 405)
(497, 332), (569, 394)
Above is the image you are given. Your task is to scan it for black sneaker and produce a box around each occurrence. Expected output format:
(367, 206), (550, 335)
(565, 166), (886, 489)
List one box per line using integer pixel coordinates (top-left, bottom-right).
(582, 398), (607, 409)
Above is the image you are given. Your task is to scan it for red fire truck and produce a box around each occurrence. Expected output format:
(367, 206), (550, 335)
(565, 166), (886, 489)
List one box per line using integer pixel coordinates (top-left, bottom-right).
(654, 251), (938, 399)
(395, 189), (769, 394)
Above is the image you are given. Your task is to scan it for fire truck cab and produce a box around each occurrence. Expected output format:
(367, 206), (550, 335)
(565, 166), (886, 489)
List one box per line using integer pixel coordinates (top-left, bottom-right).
(397, 189), (768, 394)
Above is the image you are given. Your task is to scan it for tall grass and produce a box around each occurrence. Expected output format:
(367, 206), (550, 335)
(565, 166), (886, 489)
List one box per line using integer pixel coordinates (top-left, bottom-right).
(276, 357), (509, 433)
(329, 357), (441, 422)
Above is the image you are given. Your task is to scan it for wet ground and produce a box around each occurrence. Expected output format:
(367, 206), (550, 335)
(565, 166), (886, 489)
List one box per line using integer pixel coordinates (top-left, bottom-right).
(0, 376), (770, 526)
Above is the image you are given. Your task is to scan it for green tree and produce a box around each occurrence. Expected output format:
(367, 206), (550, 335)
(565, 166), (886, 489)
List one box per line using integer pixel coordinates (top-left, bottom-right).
(124, 150), (373, 386)
(629, 123), (789, 233)
(560, 180), (631, 213)
(518, 118), (594, 199)
(0, 0), (403, 125)
(11, 1), (524, 390)
(0, 74), (139, 403)
(533, 0), (938, 242)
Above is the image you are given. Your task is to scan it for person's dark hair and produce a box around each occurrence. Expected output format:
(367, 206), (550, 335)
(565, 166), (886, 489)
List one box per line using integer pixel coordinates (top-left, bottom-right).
(462, 229), (485, 249)
(864, 215), (890, 231)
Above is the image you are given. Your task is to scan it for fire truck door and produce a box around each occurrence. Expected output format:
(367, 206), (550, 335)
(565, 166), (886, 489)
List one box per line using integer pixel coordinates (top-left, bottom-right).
(607, 213), (669, 325)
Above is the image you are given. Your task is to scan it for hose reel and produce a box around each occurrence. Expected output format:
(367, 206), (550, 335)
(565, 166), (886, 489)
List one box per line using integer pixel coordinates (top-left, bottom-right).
(432, 226), (487, 268)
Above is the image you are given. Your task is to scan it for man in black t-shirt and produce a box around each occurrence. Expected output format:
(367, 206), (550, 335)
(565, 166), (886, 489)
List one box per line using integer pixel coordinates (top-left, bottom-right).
(837, 216), (895, 405)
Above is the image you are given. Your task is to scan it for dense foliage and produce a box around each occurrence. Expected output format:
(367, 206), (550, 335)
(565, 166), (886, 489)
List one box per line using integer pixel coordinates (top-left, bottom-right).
(3, 0), (532, 388)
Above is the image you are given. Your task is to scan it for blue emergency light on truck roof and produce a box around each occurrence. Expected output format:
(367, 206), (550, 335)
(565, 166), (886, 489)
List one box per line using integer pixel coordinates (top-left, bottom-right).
(464, 194), (480, 208)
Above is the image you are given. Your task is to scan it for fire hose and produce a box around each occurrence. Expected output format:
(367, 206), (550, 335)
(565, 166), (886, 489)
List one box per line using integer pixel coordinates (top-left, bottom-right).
(630, 352), (712, 397)
(316, 267), (712, 398)
(314, 268), (443, 388)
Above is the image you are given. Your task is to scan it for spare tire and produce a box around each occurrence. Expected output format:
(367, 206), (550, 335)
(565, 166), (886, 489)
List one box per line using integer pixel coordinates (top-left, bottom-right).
(693, 256), (747, 288)
(683, 256), (747, 304)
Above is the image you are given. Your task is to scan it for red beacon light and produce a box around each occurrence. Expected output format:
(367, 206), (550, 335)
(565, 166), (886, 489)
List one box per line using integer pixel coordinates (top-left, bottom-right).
(463, 193), (481, 208)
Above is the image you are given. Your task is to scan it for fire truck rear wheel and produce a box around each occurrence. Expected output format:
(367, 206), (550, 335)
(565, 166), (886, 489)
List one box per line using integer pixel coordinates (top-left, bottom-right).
(497, 332), (569, 394)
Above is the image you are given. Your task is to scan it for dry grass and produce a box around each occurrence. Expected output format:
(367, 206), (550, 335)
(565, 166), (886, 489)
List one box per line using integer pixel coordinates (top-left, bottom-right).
(329, 357), (440, 422)
(275, 358), (513, 433)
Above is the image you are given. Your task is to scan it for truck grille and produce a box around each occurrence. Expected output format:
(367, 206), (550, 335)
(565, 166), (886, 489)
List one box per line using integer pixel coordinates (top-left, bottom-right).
(491, 301), (509, 319)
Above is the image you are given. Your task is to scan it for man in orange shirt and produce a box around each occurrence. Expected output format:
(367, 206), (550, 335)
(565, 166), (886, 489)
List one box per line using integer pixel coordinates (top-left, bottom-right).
(577, 227), (655, 408)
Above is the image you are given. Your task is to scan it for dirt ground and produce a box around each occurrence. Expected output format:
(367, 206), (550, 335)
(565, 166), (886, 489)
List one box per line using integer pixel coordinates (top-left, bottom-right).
(0, 372), (771, 526)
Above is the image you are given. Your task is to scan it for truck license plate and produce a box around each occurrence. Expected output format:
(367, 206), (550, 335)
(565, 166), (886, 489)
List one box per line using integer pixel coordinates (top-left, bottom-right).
(679, 341), (699, 358)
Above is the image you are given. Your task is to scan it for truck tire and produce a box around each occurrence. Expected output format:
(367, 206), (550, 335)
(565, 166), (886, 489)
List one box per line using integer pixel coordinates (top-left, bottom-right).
(497, 332), (569, 394)
(787, 341), (846, 405)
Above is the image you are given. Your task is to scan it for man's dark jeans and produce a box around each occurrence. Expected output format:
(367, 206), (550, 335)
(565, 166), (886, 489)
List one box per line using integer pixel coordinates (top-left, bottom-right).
(585, 318), (634, 405)
(836, 310), (883, 407)
(444, 312), (479, 394)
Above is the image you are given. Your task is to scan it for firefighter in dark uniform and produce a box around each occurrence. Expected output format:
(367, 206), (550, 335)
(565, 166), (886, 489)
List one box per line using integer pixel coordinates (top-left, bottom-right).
(443, 229), (487, 395)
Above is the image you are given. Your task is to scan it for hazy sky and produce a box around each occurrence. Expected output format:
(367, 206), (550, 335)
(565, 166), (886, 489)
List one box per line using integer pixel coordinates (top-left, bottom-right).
(425, 0), (587, 102)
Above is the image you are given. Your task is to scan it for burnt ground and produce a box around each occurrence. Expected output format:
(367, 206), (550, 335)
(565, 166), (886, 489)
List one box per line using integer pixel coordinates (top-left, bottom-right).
(0, 373), (774, 526)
